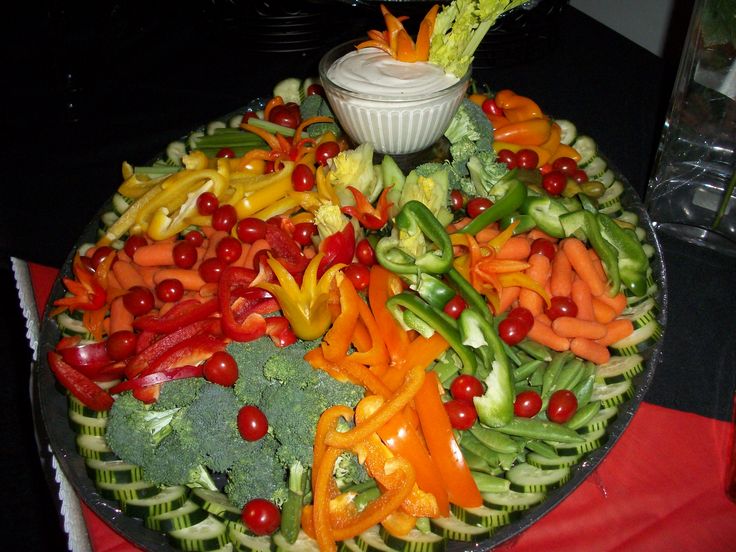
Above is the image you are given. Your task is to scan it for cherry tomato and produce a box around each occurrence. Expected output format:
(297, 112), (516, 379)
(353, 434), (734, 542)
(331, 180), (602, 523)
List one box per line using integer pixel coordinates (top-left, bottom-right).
(545, 296), (578, 321)
(106, 330), (138, 361)
(123, 286), (155, 316)
(237, 405), (269, 442)
(450, 374), (484, 403)
(264, 160), (275, 174)
(184, 230), (204, 247)
(356, 238), (376, 266)
(236, 217), (267, 244)
(91, 246), (114, 269)
(79, 256), (95, 273)
(507, 307), (534, 332)
(216, 236), (243, 265)
(547, 389), (578, 423)
(449, 189), (465, 211)
(291, 163), (315, 192)
(542, 170), (567, 196)
(155, 278), (184, 303)
(443, 294), (467, 319)
(552, 156), (578, 176)
(292, 222), (316, 246)
(498, 316), (529, 346)
(315, 141), (340, 166)
(571, 168), (588, 184)
(497, 149), (517, 169)
(212, 204), (238, 233)
(216, 147), (236, 158)
(344, 263), (370, 291)
(307, 83), (325, 97)
(444, 399), (477, 430)
(173, 240), (198, 269)
(198, 257), (226, 283)
(516, 148), (540, 169)
(466, 197), (493, 218)
(241, 498), (281, 536)
(514, 390), (543, 418)
(197, 192), (219, 216)
(241, 112), (258, 125)
(123, 235), (147, 259)
(530, 238), (556, 260)
(268, 104), (299, 129)
(481, 98), (504, 117)
(204, 351), (239, 387)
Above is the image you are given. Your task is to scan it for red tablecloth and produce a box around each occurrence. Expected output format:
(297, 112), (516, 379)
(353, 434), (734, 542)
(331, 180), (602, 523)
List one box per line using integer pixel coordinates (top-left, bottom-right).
(28, 263), (736, 552)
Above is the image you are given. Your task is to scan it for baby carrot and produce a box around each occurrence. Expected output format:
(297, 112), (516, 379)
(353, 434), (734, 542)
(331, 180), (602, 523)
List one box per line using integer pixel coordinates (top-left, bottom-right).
(562, 238), (606, 297)
(550, 248), (573, 297)
(138, 266), (158, 290)
(519, 254), (550, 316)
(594, 291), (628, 317)
(527, 317), (570, 351)
(204, 230), (229, 259)
(552, 316), (607, 340)
(596, 318), (635, 347)
(528, 228), (558, 243)
(243, 238), (271, 269)
(571, 277), (595, 321)
(496, 236), (531, 260)
(475, 225), (500, 243)
(233, 242), (252, 266)
(570, 337), (610, 365)
(109, 296), (134, 334)
(133, 243), (175, 266)
(592, 297), (617, 324)
(153, 268), (206, 291)
(112, 261), (146, 290)
(587, 249), (607, 283)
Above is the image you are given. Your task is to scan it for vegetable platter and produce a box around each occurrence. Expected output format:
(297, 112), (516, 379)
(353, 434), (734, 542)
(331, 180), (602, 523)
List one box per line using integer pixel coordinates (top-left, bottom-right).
(32, 4), (667, 552)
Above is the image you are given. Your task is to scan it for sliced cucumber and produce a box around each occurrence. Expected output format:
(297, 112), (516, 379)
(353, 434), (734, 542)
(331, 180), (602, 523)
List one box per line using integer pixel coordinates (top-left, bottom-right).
(76, 434), (118, 461)
(598, 181), (624, 216)
(68, 409), (108, 436)
(555, 119), (577, 145)
(609, 318), (662, 355)
(121, 485), (189, 519)
(595, 354), (645, 384)
(621, 298), (659, 330)
(96, 478), (159, 502)
(272, 530), (320, 551)
(190, 488), (242, 522)
(429, 516), (491, 542)
(56, 311), (93, 338)
(357, 526), (399, 552)
(168, 514), (229, 552)
(549, 426), (608, 456)
(481, 489), (546, 511)
(85, 457), (143, 485)
(526, 451), (582, 470)
(273, 77), (303, 105)
(598, 169), (616, 188)
(505, 463), (571, 493)
(450, 503), (521, 528)
(379, 526), (445, 552)
(339, 540), (363, 552)
(583, 156), (607, 180)
(228, 525), (273, 551)
(100, 210), (119, 229)
(591, 379), (635, 409)
(69, 394), (109, 418)
(572, 135), (597, 167)
(575, 406), (619, 435)
(146, 499), (209, 533)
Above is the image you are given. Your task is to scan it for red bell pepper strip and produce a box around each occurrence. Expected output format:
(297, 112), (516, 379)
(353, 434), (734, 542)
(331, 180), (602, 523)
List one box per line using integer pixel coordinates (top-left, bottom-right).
(132, 298), (219, 334)
(47, 351), (114, 411)
(58, 340), (113, 371)
(219, 266), (273, 342)
(138, 333), (227, 378)
(265, 316), (297, 348)
(341, 186), (392, 231)
(110, 364), (204, 394)
(319, 222), (355, 277)
(53, 253), (107, 312)
(265, 223), (310, 274)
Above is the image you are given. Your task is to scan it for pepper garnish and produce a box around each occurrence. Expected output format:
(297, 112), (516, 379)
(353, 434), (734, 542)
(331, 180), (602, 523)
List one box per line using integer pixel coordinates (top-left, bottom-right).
(341, 186), (392, 231)
(52, 253), (108, 313)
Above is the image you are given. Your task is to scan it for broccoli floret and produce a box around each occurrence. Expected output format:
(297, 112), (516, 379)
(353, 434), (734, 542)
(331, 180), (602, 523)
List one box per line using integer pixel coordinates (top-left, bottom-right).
(140, 431), (216, 491)
(334, 451), (368, 490)
(229, 338), (282, 405)
(262, 339), (322, 388)
(467, 150), (508, 197)
(299, 94), (341, 139)
(152, 377), (205, 411)
(225, 433), (289, 508)
(444, 99), (494, 152)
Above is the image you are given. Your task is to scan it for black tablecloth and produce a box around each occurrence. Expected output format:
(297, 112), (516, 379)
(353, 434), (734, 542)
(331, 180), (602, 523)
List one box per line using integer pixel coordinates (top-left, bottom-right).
(3, 2), (735, 550)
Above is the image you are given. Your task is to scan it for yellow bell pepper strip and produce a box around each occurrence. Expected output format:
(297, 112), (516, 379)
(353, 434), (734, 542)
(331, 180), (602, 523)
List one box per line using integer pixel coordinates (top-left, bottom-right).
(53, 253), (108, 313)
(341, 186), (393, 231)
(118, 171), (168, 200)
(493, 118), (553, 146)
(321, 276), (361, 363)
(251, 195), (302, 221)
(256, 253), (344, 340)
(233, 162), (295, 219)
(494, 89), (544, 122)
(147, 179), (213, 240)
(414, 371), (482, 508)
(498, 272), (552, 308)
(316, 165), (340, 206)
(97, 183), (164, 246)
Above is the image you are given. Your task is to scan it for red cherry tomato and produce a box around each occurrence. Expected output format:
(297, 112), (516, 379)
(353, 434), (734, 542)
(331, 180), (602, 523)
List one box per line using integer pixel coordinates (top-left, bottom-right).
(450, 374), (484, 403)
(443, 294), (467, 319)
(516, 148), (540, 169)
(173, 241), (198, 269)
(356, 238), (376, 267)
(292, 222), (317, 246)
(241, 112), (258, 125)
(571, 168), (588, 184)
(466, 197), (493, 218)
(444, 399), (478, 430)
(237, 405), (269, 442)
(343, 263), (370, 291)
(79, 256), (95, 273)
(268, 104), (300, 129)
(545, 296), (578, 321)
(105, 330), (138, 361)
(123, 235), (148, 259)
(530, 238), (556, 260)
(204, 351), (239, 387)
(542, 170), (567, 196)
(514, 390), (543, 418)
(216, 147), (236, 159)
(307, 83), (325, 97)
(481, 98), (504, 117)
(507, 307), (534, 332)
(236, 217), (267, 244)
(498, 316), (529, 346)
(241, 498), (281, 536)
(552, 156), (578, 176)
(155, 278), (184, 303)
(216, 236), (243, 265)
(291, 163), (315, 192)
(197, 192), (219, 216)
(497, 149), (517, 169)
(315, 141), (340, 166)
(184, 230), (204, 247)
(547, 389), (578, 423)
(212, 204), (238, 233)
(198, 257), (226, 283)
(122, 286), (155, 316)
(449, 189), (465, 211)
(91, 246), (114, 269)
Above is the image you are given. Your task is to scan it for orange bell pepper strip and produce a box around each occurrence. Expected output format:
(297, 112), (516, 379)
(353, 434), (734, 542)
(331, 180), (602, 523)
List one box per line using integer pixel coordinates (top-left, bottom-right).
(263, 96), (284, 122)
(549, 143), (582, 163)
(414, 4), (439, 61)
(414, 371), (482, 508)
(381, 511), (417, 537)
(341, 186), (393, 231)
(494, 89), (544, 121)
(321, 277), (361, 363)
(493, 118), (553, 146)
(368, 266), (410, 364)
(540, 121), (562, 155)
(348, 289), (389, 367)
(313, 405), (354, 495)
(313, 445), (343, 552)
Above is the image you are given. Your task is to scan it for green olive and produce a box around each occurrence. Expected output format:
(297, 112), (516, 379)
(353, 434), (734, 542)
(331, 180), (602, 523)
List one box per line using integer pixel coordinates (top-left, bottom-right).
(561, 178), (581, 198)
(581, 180), (605, 198)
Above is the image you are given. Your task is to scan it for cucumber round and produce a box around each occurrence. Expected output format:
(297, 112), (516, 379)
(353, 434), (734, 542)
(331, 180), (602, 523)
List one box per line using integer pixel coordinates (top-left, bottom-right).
(85, 457), (143, 485)
(357, 526), (399, 552)
(96, 478), (159, 502)
(450, 503), (521, 528)
(429, 516), (491, 542)
(146, 499), (209, 533)
(481, 489), (546, 511)
(168, 514), (229, 552)
(505, 463), (571, 493)
(595, 354), (645, 384)
(379, 526), (445, 552)
(190, 488), (242, 522)
(526, 451), (582, 470)
(591, 379), (635, 409)
(550, 426), (608, 456)
(228, 525), (273, 552)
(68, 409), (108, 436)
(75, 434), (118, 461)
(121, 485), (189, 519)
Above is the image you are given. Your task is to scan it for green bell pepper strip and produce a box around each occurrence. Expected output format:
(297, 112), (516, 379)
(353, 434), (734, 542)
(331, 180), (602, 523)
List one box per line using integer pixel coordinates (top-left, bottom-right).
(500, 213), (537, 234)
(407, 272), (457, 310)
(458, 177), (528, 235)
(520, 195), (571, 238)
(385, 292), (477, 375)
(580, 211), (621, 296)
(375, 200), (454, 274)
(446, 267), (492, 321)
(596, 213), (649, 296)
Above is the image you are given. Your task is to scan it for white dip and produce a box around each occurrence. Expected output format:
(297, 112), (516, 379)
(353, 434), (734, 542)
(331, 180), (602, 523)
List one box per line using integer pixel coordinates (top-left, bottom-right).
(327, 48), (459, 97)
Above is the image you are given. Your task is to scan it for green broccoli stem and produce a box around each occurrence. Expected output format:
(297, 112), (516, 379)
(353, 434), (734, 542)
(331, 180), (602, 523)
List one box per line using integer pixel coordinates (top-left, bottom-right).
(187, 465), (218, 491)
(280, 461), (308, 544)
(146, 408), (182, 444)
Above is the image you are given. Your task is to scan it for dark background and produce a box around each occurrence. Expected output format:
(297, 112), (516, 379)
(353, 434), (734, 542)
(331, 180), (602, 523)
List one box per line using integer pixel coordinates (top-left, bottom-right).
(2, 1), (708, 550)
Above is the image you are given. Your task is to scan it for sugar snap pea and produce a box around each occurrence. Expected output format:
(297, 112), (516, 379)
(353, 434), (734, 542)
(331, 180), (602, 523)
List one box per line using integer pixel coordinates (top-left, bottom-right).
(513, 359), (545, 383)
(542, 351), (574, 398)
(471, 471), (511, 493)
(516, 339), (553, 362)
(470, 426), (521, 455)
(550, 358), (585, 395)
(566, 400), (602, 430)
(494, 416), (585, 444)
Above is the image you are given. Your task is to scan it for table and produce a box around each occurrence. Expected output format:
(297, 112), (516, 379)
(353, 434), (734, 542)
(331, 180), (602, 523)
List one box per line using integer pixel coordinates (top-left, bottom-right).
(3, 1), (736, 550)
